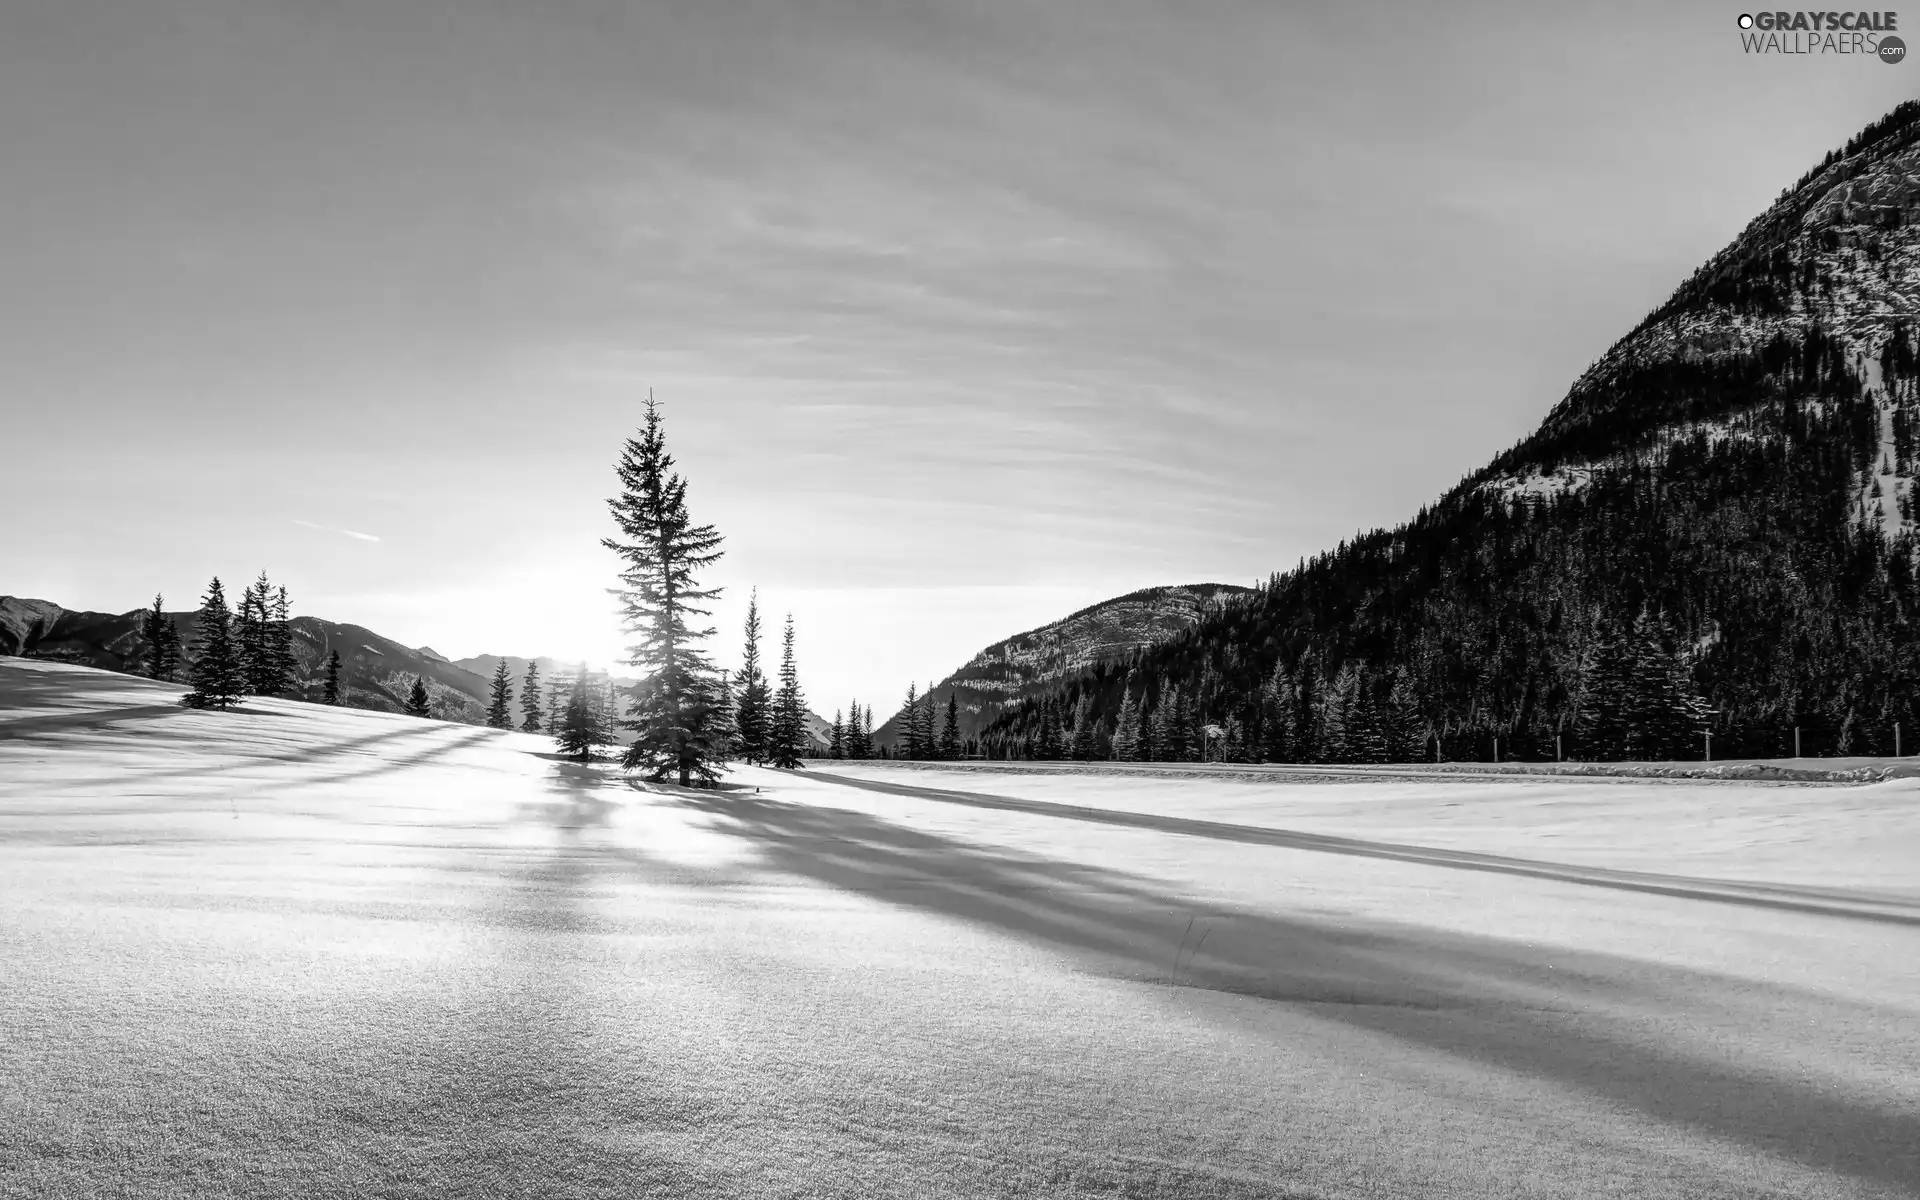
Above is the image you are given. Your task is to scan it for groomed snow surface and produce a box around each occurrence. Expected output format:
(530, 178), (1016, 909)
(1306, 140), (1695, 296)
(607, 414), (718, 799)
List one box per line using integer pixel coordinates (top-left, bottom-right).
(2, 659), (1917, 1199)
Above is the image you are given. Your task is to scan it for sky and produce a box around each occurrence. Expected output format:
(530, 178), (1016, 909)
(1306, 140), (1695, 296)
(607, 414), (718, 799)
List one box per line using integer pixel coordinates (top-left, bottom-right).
(2, 0), (1915, 714)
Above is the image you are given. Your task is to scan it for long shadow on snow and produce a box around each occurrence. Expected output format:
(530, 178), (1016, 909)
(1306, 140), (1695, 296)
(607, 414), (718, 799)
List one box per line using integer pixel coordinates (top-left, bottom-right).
(656, 789), (1919, 1193)
(810, 770), (1920, 925)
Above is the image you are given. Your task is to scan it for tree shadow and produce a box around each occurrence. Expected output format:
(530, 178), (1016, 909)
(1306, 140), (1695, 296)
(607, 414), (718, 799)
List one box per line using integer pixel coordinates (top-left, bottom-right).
(810, 770), (1920, 925)
(0, 704), (192, 739)
(646, 789), (1920, 1192)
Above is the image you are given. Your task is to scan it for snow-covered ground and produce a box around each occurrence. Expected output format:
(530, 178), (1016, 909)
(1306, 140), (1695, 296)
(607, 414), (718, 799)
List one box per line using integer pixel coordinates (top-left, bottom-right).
(3, 659), (1917, 1199)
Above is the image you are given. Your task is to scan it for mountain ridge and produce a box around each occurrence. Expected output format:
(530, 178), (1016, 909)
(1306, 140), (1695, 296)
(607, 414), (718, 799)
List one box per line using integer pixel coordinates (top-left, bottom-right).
(980, 101), (1920, 763)
(872, 582), (1251, 749)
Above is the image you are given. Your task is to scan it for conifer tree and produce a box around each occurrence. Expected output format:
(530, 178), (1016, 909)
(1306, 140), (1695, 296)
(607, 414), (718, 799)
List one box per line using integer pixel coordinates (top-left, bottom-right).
(939, 693), (961, 760)
(237, 572), (275, 695)
(1069, 694), (1095, 760)
(845, 701), (870, 760)
(1111, 677), (1142, 761)
(769, 614), (807, 769)
(266, 586), (296, 696)
(405, 676), (433, 718)
(486, 659), (514, 729)
(829, 710), (845, 759)
(1162, 687), (1190, 762)
(140, 594), (180, 681)
(547, 686), (563, 735)
(899, 682), (921, 759)
(323, 649), (343, 705)
(556, 667), (602, 762)
(184, 577), (244, 709)
(604, 396), (733, 786)
(520, 661), (544, 733)
(733, 590), (771, 764)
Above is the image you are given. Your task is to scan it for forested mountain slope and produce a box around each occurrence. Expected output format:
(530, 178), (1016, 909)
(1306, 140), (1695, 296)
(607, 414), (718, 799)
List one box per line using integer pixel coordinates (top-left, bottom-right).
(983, 102), (1920, 764)
(873, 583), (1249, 750)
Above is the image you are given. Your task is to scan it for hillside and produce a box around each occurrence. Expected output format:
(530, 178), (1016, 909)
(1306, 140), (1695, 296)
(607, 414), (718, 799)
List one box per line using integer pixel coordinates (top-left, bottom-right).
(0, 599), (833, 747)
(873, 583), (1250, 750)
(1, 596), (502, 722)
(982, 102), (1920, 764)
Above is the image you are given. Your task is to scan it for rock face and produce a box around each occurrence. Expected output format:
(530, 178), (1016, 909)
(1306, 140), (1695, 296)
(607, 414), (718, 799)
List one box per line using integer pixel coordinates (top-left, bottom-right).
(873, 583), (1252, 749)
(991, 102), (1920, 763)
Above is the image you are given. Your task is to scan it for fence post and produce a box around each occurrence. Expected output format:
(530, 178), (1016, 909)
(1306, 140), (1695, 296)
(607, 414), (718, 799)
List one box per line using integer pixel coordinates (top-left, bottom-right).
(1794, 725), (1801, 759)
(1704, 730), (1711, 762)
(1493, 735), (1499, 764)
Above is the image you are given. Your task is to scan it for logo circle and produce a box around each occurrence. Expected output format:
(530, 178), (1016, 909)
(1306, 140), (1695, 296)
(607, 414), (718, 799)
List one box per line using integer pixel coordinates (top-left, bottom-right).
(1738, 13), (1754, 28)
(1882, 35), (1907, 63)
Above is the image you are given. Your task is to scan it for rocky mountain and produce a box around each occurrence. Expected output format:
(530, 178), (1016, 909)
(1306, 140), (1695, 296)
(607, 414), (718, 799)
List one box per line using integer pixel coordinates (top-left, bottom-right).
(983, 102), (1920, 763)
(872, 583), (1251, 750)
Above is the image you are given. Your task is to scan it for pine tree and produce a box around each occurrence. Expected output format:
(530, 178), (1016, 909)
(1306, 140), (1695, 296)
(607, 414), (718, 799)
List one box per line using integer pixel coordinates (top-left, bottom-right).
(405, 676), (433, 718)
(323, 649), (343, 705)
(486, 659), (514, 729)
(899, 682), (921, 759)
(520, 661), (544, 733)
(265, 585), (296, 696)
(1344, 671), (1389, 764)
(769, 614), (807, 769)
(845, 701), (870, 760)
(1111, 677), (1141, 761)
(1069, 694), (1095, 760)
(733, 590), (771, 764)
(140, 594), (176, 681)
(939, 693), (961, 760)
(184, 577), (244, 709)
(1163, 687), (1191, 762)
(1258, 662), (1293, 762)
(556, 667), (602, 762)
(237, 572), (275, 695)
(547, 685), (563, 735)
(604, 396), (733, 786)
(829, 710), (846, 759)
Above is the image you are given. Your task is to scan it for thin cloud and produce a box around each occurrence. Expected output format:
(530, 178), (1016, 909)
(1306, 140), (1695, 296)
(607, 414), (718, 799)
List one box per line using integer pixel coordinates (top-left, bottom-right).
(293, 519), (381, 543)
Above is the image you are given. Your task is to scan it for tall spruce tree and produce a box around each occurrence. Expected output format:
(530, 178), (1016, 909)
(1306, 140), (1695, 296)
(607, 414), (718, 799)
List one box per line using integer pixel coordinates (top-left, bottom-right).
(604, 396), (733, 786)
(547, 684), (564, 735)
(556, 667), (602, 762)
(405, 676), (433, 718)
(846, 701), (870, 759)
(520, 661), (544, 733)
(899, 682), (921, 759)
(486, 659), (514, 729)
(939, 693), (961, 760)
(1111, 676), (1141, 761)
(236, 572), (275, 695)
(734, 590), (771, 764)
(829, 710), (846, 760)
(185, 577), (244, 709)
(1069, 694), (1095, 761)
(140, 594), (180, 681)
(769, 614), (807, 769)
(266, 585), (296, 696)
(323, 649), (343, 705)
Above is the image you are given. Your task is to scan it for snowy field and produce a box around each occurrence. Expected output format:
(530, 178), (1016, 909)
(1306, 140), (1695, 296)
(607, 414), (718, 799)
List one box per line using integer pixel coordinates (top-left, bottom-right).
(2, 659), (1917, 1199)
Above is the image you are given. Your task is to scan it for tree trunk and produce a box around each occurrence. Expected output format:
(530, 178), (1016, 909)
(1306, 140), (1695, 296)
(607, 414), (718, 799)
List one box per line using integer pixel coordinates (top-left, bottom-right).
(679, 761), (690, 787)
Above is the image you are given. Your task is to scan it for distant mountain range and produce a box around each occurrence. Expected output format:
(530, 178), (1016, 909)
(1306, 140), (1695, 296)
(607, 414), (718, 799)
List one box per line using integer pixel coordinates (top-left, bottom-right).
(871, 583), (1251, 750)
(0, 596), (834, 748)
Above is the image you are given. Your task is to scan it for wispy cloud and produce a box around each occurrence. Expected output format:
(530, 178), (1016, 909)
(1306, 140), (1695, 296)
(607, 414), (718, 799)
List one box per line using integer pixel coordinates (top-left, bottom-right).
(293, 519), (380, 543)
